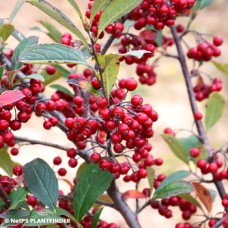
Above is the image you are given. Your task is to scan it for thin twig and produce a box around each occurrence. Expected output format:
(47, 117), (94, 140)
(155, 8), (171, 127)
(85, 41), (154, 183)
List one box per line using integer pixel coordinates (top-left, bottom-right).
(171, 25), (228, 212)
(14, 135), (68, 151)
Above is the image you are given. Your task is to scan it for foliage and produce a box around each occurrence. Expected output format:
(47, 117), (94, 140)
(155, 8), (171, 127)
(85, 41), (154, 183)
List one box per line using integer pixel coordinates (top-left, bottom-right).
(0, 0), (227, 228)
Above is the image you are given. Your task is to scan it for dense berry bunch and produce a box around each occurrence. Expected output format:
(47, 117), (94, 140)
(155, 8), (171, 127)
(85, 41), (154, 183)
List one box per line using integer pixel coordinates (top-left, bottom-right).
(129, 0), (195, 30)
(193, 77), (222, 101)
(187, 37), (223, 62)
(151, 195), (197, 220)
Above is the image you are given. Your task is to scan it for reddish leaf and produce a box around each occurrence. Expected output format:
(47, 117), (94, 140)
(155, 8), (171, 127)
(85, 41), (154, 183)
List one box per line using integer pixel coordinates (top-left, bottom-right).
(139, 30), (157, 44)
(192, 182), (212, 212)
(122, 190), (147, 199)
(0, 90), (25, 107)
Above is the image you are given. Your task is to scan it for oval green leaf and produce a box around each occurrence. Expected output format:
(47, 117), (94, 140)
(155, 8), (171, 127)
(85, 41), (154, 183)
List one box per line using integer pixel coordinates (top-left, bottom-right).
(92, 207), (103, 228)
(73, 163), (113, 221)
(39, 21), (62, 43)
(0, 24), (14, 42)
(155, 170), (191, 193)
(0, 147), (20, 177)
(9, 0), (26, 23)
(154, 181), (194, 199)
(90, 0), (110, 22)
(212, 60), (228, 75)
(67, 0), (84, 24)
(27, 0), (89, 49)
(12, 36), (39, 70)
(23, 158), (58, 211)
(9, 187), (28, 210)
(18, 43), (93, 69)
(161, 134), (189, 165)
(97, 0), (142, 36)
(97, 53), (120, 98)
(50, 84), (73, 96)
(205, 92), (225, 130)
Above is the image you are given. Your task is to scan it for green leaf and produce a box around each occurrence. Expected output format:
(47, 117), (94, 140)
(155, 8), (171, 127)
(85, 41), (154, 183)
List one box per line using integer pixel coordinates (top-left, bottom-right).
(155, 170), (191, 193)
(67, 0), (84, 24)
(205, 92), (225, 130)
(27, 0), (89, 49)
(24, 208), (70, 226)
(0, 19), (3, 26)
(73, 163), (113, 221)
(0, 198), (5, 210)
(191, 0), (212, 13)
(50, 84), (73, 96)
(19, 43), (93, 69)
(0, 147), (20, 177)
(155, 30), (162, 46)
(97, 53), (120, 98)
(146, 167), (154, 197)
(0, 64), (6, 81)
(56, 207), (78, 224)
(92, 207), (103, 228)
(0, 209), (30, 219)
(90, 0), (110, 22)
(180, 135), (201, 154)
(53, 65), (70, 78)
(41, 68), (63, 86)
(0, 24), (14, 42)
(97, 0), (142, 36)
(200, 0), (213, 9)
(154, 181), (194, 199)
(161, 134), (189, 165)
(39, 21), (62, 43)
(22, 74), (45, 82)
(12, 36), (39, 70)
(23, 158), (58, 211)
(76, 162), (88, 180)
(9, 0), (26, 23)
(9, 187), (28, 210)
(178, 193), (202, 210)
(211, 60), (228, 75)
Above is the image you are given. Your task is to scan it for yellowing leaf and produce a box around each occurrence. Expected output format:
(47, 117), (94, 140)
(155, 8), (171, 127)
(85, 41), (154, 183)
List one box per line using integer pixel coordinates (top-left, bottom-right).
(97, 53), (120, 98)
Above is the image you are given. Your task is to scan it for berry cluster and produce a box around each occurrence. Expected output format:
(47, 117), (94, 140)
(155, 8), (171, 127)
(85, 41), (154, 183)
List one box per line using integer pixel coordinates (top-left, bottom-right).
(85, 1), (124, 39)
(151, 195), (197, 221)
(129, 0), (195, 30)
(187, 36), (223, 62)
(0, 79), (44, 149)
(193, 77), (222, 101)
(197, 155), (228, 181)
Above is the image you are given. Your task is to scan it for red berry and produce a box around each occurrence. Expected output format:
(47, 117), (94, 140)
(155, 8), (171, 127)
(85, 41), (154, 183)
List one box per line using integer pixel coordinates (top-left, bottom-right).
(90, 152), (101, 163)
(58, 168), (67, 176)
(68, 158), (78, 168)
(213, 36), (223, 46)
(125, 78), (138, 91)
(190, 147), (200, 158)
(53, 156), (62, 165)
(46, 65), (56, 75)
(131, 95), (143, 106)
(194, 111), (203, 120)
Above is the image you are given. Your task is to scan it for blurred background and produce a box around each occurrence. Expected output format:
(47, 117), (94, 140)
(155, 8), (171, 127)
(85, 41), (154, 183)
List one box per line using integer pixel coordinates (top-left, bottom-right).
(1, 0), (228, 227)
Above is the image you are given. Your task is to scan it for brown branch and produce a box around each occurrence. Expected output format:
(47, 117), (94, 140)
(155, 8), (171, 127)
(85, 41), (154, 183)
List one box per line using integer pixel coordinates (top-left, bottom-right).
(14, 135), (68, 151)
(107, 180), (141, 228)
(171, 25), (228, 212)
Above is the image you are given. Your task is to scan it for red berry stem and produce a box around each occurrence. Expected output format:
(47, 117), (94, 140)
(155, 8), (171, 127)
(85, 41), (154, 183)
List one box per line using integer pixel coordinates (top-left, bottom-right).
(171, 25), (228, 212)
